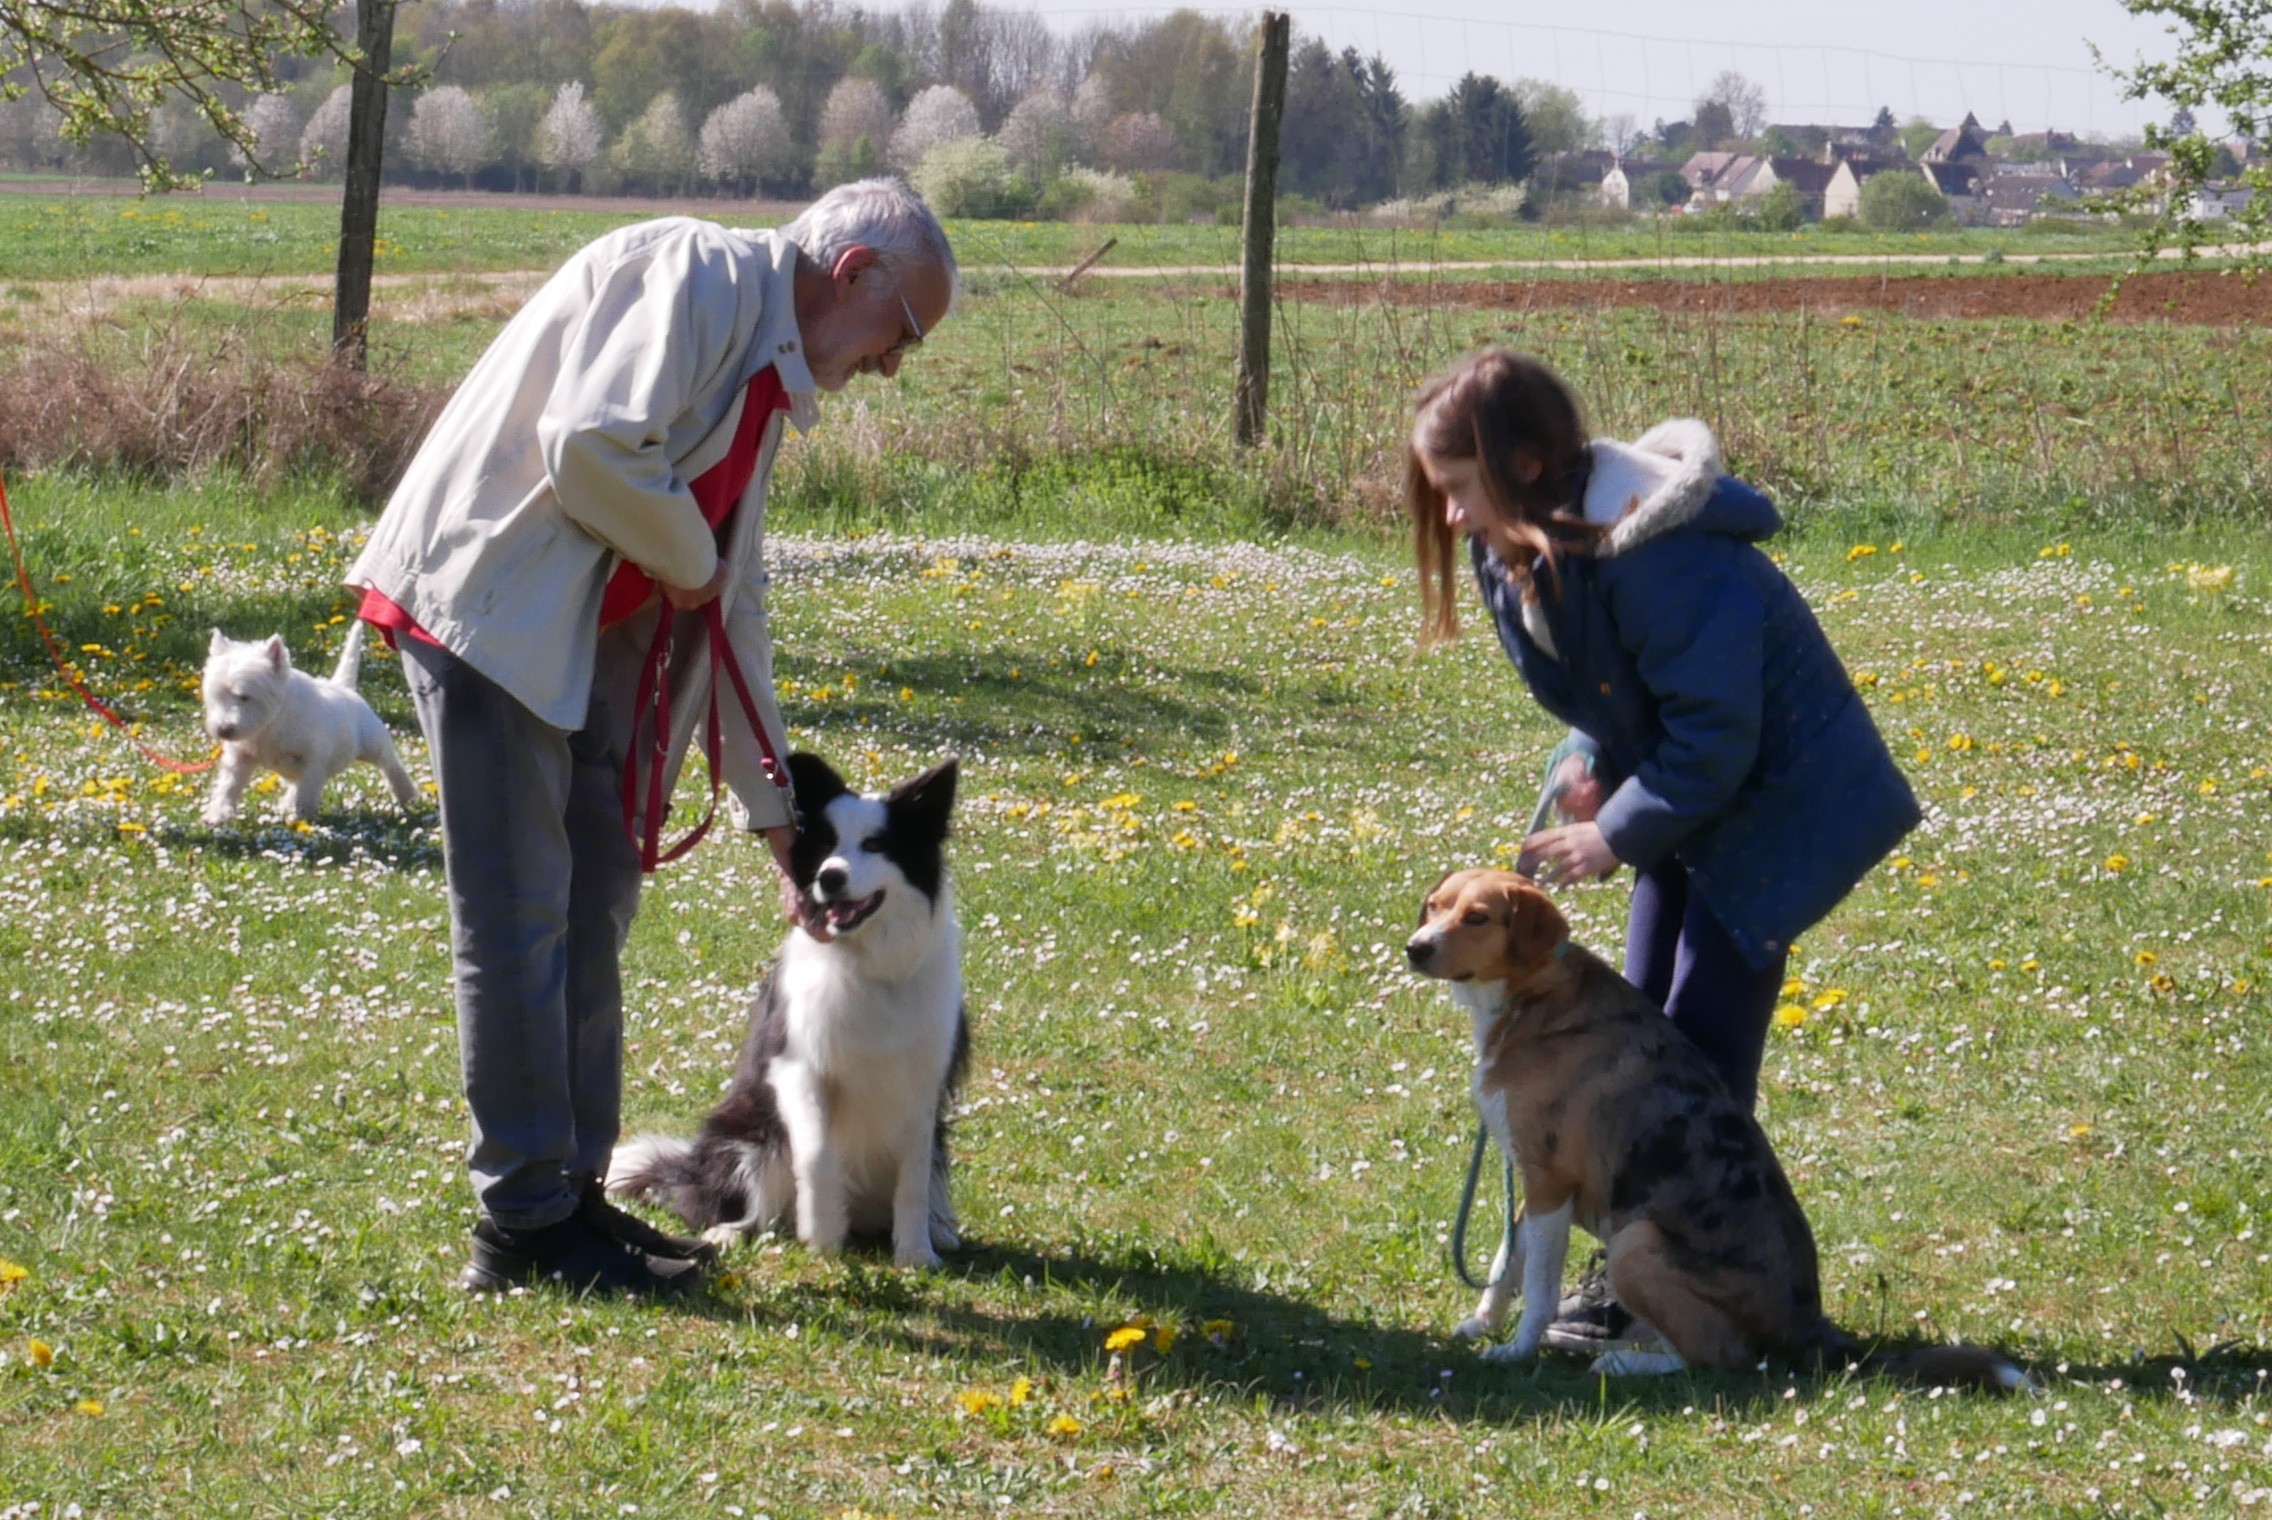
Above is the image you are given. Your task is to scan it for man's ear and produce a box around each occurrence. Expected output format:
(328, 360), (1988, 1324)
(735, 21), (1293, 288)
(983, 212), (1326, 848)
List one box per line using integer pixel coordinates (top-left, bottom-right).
(829, 244), (881, 286)
(1503, 881), (1570, 969)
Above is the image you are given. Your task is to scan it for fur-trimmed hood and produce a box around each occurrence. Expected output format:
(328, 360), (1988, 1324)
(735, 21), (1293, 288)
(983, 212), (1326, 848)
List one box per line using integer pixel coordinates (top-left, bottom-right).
(1575, 419), (1779, 556)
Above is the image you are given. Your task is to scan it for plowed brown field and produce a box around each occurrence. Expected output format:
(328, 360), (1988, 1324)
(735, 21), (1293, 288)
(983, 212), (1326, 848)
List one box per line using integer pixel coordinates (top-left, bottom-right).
(1279, 268), (2272, 324)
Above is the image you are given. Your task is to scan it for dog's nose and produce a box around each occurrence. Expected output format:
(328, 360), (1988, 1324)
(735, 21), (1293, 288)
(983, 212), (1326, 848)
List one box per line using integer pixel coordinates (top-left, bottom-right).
(1405, 936), (1435, 969)
(816, 862), (848, 896)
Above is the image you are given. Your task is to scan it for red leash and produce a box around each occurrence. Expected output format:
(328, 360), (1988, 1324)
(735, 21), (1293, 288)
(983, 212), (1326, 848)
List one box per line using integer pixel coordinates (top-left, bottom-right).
(620, 598), (789, 872)
(0, 470), (218, 774)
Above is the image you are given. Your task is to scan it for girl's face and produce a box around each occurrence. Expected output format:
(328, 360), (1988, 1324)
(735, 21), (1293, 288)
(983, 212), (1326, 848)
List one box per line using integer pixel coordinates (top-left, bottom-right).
(1412, 436), (1541, 548)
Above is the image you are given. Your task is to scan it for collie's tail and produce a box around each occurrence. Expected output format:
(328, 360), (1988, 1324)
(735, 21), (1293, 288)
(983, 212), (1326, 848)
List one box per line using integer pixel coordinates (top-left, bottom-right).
(1812, 1321), (2033, 1394)
(604, 1134), (699, 1202)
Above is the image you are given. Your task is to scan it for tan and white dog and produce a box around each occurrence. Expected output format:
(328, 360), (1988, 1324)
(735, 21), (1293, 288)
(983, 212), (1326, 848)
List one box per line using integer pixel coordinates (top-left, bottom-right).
(1407, 867), (2027, 1389)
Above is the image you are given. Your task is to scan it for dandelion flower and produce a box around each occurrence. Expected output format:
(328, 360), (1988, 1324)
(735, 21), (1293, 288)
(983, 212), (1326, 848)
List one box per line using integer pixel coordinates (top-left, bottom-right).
(2104, 854), (2130, 873)
(1773, 1004), (1808, 1029)
(1103, 1326), (1147, 1352)
(0, 1259), (26, 1290)
(27, 1338), (53, 1368)
(1048, 1414), (1083, 1439)
(956, 1389), (1003, 1415)
(74, 1398), (103, 1416)
(1008, 1376), (1033, 1407)
(1152, 1324), (1179, 1353)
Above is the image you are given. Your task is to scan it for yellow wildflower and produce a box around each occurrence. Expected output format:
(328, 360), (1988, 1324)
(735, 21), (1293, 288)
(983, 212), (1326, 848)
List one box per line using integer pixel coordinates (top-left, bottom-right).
(1008, 1376), (1034, 1407)
(957, 1389), (1003, 1415)
(1773, 1004), (1808, 1029)
(2104, 854), (2130, 873)
(1103, 1326), (1147, 1352)
(0, 1258), (26, 1290)
(1048, 1414), (1083, 1439)
(28, 1338), (53, 1368)
(74, 1398), (103, 1416)
(1152, 1324), (1179, 1353)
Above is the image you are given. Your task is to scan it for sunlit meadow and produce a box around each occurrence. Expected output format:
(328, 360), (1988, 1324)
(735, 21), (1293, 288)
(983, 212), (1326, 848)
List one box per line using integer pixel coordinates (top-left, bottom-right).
(2, 458), (2270, 1516)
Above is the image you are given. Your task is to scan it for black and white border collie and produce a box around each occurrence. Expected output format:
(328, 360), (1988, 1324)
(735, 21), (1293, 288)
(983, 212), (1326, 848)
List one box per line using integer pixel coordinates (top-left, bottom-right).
(607, 752), (967, 1269)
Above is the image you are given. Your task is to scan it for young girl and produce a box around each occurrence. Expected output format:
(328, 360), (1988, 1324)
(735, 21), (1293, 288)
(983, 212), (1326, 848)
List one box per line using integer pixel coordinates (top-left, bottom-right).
(1407, 347), (1920, 1345)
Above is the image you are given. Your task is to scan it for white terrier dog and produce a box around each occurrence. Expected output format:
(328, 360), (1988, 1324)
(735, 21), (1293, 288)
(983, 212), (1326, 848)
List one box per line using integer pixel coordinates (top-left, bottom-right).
(199, 622), (421, 826)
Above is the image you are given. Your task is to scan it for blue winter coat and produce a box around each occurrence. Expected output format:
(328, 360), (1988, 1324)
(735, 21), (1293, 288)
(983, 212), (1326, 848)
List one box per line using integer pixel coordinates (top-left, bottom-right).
(1471, 420), (1920, 968)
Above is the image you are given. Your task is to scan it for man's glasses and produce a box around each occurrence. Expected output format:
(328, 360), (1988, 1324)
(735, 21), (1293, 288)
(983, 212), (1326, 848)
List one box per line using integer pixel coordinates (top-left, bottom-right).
(885, 291), (924, 363)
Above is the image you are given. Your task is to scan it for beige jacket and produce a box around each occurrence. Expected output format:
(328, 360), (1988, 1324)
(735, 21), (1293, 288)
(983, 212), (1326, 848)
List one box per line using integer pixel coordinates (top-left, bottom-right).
(347, 217), (819, 831)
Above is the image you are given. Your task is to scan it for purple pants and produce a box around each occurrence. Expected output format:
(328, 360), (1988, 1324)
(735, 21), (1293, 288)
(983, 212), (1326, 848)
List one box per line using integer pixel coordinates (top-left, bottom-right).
(1624, 857), (1791, 1111)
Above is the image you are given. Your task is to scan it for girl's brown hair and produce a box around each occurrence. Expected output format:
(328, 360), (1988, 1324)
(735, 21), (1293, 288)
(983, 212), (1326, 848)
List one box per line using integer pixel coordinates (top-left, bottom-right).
(1406, 348), (1596, 644)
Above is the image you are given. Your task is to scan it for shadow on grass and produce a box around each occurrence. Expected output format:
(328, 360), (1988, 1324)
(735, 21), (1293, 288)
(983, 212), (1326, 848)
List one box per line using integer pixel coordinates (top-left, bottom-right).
(779, 648), (1257, 759)
(0, 804), (439, 872)
(668, 1235), (2272, 1423)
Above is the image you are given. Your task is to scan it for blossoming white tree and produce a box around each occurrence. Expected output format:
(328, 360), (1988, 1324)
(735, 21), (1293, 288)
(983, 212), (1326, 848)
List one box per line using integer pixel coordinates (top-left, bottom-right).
(997, 87), (1070, 180)
(225, 91), (300, 175)
(535, 80), (603, 190)
(816, 77), (896, 186)
(610, 90), (694, 192)
(698, 86), (791, 194)
(1100, 111), (1176, 173)
(890, 84), (980, 170)
(406, 84), (492, 187)
(298, 84), (352, 177)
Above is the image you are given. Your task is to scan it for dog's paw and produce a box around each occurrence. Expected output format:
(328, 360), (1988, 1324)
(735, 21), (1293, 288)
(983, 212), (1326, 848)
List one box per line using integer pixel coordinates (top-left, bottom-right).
(895, 1244), (944, 1271)
(1479, 1338), (1538, 1365)
(200, 804), (234, 828)
(700, 1224), (745, 1252)
(929, 1220), (961, 1254)
(1587, 1348), (1687, 1378)
(1453, 1315), (1501, 1343)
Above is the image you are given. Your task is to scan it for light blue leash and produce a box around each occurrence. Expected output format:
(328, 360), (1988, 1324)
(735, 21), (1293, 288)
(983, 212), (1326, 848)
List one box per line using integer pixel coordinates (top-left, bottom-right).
(1448, 738), (1590, 1291)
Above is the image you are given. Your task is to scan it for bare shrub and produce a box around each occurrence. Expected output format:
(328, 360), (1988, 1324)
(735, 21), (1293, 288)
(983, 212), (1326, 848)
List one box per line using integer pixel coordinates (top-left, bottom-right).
(0, 322), (445, 502)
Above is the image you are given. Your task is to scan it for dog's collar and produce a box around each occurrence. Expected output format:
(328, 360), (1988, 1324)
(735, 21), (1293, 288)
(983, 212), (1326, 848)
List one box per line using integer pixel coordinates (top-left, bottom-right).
(1551, 937), (1571, 960)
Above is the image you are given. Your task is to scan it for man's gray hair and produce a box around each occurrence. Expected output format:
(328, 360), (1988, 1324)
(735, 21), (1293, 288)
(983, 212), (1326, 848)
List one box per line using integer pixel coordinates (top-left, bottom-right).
(783, 177), (959, 298)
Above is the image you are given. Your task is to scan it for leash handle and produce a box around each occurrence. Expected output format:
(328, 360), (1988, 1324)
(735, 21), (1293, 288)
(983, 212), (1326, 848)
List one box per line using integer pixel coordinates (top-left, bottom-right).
(620, 597), (789, 874)
(0, 470), (217, 775)
(1450, 1122), (1521, 1292)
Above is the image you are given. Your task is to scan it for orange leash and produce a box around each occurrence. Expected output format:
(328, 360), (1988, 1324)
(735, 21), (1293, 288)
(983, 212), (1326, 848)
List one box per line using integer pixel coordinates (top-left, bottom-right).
(0, 470), (218, 774)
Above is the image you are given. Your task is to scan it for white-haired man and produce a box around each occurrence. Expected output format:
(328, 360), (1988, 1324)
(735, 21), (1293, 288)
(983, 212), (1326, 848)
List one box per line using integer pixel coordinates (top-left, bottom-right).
(346, 178), (956, 1296)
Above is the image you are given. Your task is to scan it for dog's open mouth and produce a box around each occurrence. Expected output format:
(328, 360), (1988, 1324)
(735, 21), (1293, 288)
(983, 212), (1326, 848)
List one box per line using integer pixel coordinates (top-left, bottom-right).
(820, 891), (884, 933)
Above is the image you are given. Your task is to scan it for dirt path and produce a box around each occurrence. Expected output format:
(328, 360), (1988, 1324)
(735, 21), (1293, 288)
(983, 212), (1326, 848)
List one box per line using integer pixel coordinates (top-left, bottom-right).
(1274, 267), (2272, 324)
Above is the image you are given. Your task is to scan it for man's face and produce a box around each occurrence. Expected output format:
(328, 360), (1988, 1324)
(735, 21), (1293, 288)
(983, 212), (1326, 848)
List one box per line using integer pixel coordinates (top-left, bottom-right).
(802, 246), (953, 392)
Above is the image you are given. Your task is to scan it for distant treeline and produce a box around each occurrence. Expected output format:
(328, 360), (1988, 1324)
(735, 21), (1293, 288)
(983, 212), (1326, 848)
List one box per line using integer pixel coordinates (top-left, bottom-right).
(0, 0), (1603, 219)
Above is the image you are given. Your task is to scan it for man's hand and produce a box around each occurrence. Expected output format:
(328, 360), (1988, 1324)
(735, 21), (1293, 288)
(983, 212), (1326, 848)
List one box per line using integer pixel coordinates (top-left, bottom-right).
(758, 822), (829, 941)
(662, 559), (731, 611)
(1518, 820), (1621, 884)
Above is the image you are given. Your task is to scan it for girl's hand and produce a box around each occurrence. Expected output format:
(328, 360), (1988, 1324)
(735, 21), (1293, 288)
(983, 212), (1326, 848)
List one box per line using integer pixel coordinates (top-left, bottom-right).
(1549, 753), (1603, 823)
(1519, 821), (1621, 883)
(759, 822), (831, 942)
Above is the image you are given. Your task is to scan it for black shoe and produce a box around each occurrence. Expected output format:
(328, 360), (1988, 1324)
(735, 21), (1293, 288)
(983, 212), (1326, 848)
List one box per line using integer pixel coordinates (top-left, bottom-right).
(461, 1213), (702, 1297)
(578, 1183), (718, 1264)
(1540, 1253), (1663, 1355)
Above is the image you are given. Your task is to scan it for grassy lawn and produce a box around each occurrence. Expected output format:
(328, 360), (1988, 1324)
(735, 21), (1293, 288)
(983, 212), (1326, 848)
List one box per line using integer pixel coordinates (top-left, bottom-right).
(0, 189), (2149, 284)
(1, 469), (2269, 1516)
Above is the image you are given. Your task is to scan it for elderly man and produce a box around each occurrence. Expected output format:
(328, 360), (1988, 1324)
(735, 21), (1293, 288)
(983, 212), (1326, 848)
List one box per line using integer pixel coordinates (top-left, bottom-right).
(347, 178), (956, 1296)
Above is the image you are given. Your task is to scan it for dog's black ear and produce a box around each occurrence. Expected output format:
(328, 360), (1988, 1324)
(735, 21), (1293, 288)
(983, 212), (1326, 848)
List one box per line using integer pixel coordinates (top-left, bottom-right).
(886, 756), (958, 839)
(264, 635), (288, 671)
(786, 752), (849, 825)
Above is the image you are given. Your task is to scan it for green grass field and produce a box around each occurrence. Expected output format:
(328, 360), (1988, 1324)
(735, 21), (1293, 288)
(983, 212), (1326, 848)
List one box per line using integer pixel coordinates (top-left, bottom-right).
(3, 199), (2271, 1517)
(0, 188), (2146, 283)
(1, 470), (2269, 1516)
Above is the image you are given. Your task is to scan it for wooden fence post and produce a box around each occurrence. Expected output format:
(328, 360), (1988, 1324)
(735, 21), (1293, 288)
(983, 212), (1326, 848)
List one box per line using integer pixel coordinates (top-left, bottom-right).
(332, 0), (396, 371)
(1233, 11), (1290, 448)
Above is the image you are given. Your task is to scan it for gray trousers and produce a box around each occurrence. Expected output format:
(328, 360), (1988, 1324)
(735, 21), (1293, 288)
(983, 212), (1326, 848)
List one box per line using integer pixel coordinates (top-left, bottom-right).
(402, 629), (648, 1232)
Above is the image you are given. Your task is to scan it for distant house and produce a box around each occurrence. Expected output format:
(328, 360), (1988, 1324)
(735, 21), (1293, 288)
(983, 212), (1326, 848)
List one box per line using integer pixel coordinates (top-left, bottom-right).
(1751, 156), (1838, 216)
(1922, 112), (1990, 165)
(2081, 153), (2170, 192)
(1600, 157), (1672, 210)
(2000, 128), (2085, 162)
(2189, 182), (2256, 221)
(1533, 149), (1616, 198)
(1920, 160), (1987, 222)
(1680, 150), (1743, 201)
(1822, 156), (1906, 219)
(1979, 173), (2080, 225)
